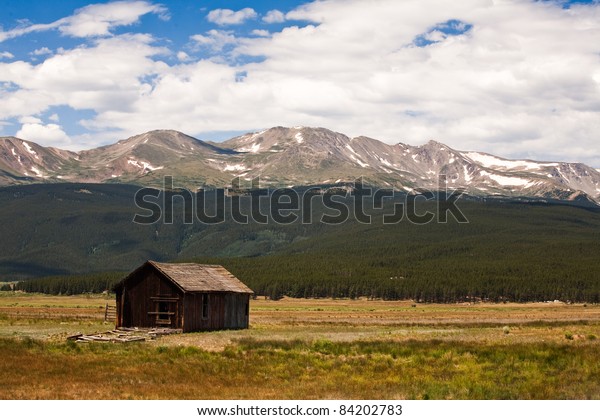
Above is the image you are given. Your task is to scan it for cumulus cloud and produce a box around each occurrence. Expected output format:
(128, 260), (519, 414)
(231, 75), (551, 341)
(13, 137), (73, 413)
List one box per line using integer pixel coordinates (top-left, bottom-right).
(0, 1), (167, 42)
(251, 29), (270, 37)
(16, 121), (71, 145)
(31, 47), (53, 56)
(190, 30), (237, 52)
(0, 51), (14, 59)
(59, 1), (169, 37)
(2, 0), (600, 166)
(0, 33), (168, 119)
(206, 8), (257, 26)
(176, 51), (191, 62)
(262, 10), (286, 24)
(19, 116), (43, 124)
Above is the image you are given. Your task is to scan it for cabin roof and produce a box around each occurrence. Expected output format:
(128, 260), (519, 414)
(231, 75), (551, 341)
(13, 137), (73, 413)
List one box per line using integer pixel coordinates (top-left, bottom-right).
(115, 261), (254, 294)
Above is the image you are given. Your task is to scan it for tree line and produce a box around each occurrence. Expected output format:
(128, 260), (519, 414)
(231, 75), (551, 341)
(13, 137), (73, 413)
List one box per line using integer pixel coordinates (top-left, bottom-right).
(8, 199), (600, 303)
(11, 272), (125, 295)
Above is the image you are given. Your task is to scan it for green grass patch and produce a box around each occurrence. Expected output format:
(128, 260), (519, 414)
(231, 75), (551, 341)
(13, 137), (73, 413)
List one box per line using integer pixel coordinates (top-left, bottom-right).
(1, 337), (599, 399)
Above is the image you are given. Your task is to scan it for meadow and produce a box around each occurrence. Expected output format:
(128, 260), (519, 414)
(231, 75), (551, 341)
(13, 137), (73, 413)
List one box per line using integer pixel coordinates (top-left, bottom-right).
(0, 293), (599, 399)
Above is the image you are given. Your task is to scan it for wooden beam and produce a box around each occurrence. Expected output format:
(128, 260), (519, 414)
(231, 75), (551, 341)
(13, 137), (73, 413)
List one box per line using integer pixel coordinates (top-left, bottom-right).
(150, 297), (180, 302)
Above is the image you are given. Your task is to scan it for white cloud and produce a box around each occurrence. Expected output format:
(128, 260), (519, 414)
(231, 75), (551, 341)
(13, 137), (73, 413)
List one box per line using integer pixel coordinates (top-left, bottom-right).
(251, 29), (270, 37)
(206, 8), (257, 26)
(263, 10), (285, 24)
(176, 51), (191, 61)
(422, 30), (448, 43)
(19, 116), (43, 124)
(60, 1), (168, 37)
(31, 47), (52, 56)
(0, 33), (168, 120)
(190, 30), (237, 52)
(48, 113), (59, 122)
(0, 51), (14, 59)
(16, 122), (71, 145)
(2, 0), (600, 167)
(0, 1), (167, 41)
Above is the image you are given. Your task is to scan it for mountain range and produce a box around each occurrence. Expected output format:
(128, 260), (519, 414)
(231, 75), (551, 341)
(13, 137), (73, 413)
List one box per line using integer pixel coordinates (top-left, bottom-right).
(1, 126), (600, 204)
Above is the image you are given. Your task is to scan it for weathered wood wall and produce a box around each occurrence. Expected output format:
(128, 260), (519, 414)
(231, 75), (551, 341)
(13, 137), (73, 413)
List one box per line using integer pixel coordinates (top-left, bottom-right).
(116, 266), (182, 329)
(182, 292), (250, 332)
(224, 293), (250, 329)
(116, 266), (251, 332)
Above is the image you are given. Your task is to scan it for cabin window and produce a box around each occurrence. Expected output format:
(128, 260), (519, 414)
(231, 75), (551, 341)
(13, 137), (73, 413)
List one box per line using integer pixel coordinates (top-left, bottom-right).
(245, 302), (249, 317)
(202, 294), (209, 319)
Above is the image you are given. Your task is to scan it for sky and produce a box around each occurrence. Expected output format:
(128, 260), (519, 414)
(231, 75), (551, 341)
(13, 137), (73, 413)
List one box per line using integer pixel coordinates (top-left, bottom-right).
(0, 0), (599, 166)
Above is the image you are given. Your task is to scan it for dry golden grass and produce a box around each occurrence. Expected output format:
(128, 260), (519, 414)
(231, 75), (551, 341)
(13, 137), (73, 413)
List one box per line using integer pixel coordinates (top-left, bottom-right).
(1, 293), (599, 399)
(160, 298), (600, 351)
(251, 297), (600, 324)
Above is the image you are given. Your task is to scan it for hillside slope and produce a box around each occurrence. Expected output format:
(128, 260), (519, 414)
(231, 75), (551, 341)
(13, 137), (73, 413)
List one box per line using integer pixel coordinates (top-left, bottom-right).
(2, 183), (600, 302)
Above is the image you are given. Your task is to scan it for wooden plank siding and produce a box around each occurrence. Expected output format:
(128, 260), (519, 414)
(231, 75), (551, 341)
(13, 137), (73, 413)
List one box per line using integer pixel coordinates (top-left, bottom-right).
(184, 293), (218, 332)
(115, 261), (253, 332)
(224, 293), (250, 329)
(182, 293), (250, 332)
(116, 265), (182, 329)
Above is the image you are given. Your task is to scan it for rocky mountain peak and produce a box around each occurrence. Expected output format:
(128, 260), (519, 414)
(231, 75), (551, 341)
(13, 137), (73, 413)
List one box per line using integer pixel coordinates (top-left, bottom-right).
(1, 127), (599, 205)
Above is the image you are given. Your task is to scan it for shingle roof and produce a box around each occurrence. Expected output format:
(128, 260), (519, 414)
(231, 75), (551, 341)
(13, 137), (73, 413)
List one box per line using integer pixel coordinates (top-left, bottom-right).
(118, 261), (253, 294)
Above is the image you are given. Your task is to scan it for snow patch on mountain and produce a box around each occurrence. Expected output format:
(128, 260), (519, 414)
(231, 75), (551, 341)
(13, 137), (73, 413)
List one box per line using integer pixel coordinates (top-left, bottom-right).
(463, 165), (472, 182)
(235, 130), (267, 145)
(481, 170), (531, 187)
(378, 157), (394, 167)
(350, 154), (369, 168)
(249, 130), (266, 141)
(224, 164), (247, 172)
(127, 159), (163, 171)
(30, 166), (44, 177)
(22, 141), (40, 159)
(11, 148), (23, 165)
(466, 152), (543, 171)
(237, 143), (261, 153)
(345, 144), (357, 155)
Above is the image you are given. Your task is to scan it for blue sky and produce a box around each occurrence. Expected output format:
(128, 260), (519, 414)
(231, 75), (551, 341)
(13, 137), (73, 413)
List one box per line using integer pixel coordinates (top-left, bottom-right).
(0, 0), (599, 166)
(0, 1), (311, 139)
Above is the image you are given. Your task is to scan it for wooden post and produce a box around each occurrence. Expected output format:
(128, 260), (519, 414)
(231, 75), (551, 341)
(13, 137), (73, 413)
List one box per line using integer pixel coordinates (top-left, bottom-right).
(119, 286), (126, 328)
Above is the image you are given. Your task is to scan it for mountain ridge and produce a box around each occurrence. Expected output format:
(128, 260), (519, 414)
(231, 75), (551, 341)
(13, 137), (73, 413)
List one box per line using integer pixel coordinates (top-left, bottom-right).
(1, 126), (599, 204)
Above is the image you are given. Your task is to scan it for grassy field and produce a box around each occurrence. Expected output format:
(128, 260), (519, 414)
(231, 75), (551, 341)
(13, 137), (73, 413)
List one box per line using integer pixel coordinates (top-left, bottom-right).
(0, 293), (599, 399)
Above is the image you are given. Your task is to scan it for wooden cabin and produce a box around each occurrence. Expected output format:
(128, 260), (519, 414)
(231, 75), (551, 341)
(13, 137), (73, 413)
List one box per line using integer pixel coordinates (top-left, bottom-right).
(114, 261), (253, 332)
